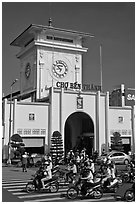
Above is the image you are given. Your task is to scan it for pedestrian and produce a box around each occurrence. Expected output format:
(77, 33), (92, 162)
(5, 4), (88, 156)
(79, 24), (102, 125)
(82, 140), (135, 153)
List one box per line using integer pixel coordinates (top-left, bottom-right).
(22, 152), (28, 172)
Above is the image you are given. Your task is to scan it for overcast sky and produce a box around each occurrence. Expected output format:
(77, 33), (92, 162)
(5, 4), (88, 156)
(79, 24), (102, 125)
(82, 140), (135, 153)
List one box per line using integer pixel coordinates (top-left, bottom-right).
(2, 2), (135, 96)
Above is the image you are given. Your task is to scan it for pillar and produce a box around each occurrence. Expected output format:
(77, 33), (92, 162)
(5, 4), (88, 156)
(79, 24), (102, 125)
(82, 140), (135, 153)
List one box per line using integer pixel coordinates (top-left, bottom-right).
(105, 91), (109, 151)
(60, 88), (64, 152)
(96, 91), (100, 153)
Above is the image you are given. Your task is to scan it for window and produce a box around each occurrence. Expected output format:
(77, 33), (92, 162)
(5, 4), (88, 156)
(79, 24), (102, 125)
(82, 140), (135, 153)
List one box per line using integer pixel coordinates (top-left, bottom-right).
(118, 116), (124, 123)
(47, 35), (73, 43)
(29, 113), (35, 121)
(117, 153), (124, 156)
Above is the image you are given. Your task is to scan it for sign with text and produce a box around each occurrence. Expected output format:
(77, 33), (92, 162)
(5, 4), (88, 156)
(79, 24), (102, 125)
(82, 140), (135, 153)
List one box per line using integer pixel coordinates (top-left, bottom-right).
(56, 81), (101, 92)
(125, 89), (135, 106)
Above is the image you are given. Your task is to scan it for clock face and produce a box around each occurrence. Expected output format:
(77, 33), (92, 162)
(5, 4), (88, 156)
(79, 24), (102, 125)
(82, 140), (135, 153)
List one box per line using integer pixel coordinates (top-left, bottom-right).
(53, 60), (68, 78)
(25, 63), (31, 79)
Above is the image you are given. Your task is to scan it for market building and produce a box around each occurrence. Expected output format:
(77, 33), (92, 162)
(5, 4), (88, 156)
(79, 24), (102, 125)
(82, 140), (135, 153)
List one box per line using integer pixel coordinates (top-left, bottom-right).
(2, 21), (135, 161)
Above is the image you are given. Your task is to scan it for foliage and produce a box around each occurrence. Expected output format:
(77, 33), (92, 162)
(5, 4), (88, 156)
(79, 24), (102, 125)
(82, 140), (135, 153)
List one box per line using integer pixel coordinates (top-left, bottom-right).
(111, 132), (123, 151)
(10, 134), (25, 158)
(50, 131), (64, 163)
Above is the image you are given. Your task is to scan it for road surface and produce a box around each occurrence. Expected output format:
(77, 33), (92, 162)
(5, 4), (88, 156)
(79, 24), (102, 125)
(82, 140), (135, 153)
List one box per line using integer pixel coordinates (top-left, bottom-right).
(2, 164), (122, 202)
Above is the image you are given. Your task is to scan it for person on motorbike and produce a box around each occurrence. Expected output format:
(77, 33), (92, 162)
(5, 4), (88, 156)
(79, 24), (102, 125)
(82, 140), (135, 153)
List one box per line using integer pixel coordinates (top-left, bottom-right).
(80, 161), (94, 196)
(66, 150), (75, 163)
(75, 151), (81, 173)
(102, 160), (116, 188)
(41, 161), (52, 189)
(66, 160), (77, 182)
(89, 158), (95, 174)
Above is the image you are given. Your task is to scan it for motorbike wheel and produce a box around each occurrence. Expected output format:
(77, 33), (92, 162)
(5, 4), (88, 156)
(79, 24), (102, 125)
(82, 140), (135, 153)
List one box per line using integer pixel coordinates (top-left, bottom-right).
(93, 189), (103, 199)
(26, 182), (35, 193)
(67, 187), (78, 199)
(124, 189), (135, 202)
(49, 183), (59, 193)
(123, 174), (130, 183)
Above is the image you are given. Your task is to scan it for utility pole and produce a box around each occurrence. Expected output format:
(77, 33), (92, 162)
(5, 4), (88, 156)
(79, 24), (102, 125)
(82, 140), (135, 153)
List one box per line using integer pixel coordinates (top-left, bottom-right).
(7, 79), (18, 164)
(100, 44), (103, 92)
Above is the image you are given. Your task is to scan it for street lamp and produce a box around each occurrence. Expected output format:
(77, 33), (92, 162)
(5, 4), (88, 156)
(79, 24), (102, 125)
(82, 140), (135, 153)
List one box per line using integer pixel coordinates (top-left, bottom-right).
(7, 79), (18, 164)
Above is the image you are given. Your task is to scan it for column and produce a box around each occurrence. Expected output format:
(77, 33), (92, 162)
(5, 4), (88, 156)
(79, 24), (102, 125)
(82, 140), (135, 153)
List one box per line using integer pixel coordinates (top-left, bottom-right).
(96, 91), (100, 153)
(13, 99), (17, 134)
(2, 99), (7, 161)
(105, 91), (109, 152)
(60, 88), (64, 152)
(48, 87), (53, 153)
(131, 105), (135, 153)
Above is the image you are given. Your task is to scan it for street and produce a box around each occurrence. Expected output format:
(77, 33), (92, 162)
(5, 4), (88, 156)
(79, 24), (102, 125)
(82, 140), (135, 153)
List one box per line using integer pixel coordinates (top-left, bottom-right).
(2, 164), (123, 202)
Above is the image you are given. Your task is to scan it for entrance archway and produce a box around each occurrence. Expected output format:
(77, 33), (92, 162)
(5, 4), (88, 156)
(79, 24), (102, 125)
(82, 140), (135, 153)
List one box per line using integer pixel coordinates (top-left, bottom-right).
(64, 112), (94, 156)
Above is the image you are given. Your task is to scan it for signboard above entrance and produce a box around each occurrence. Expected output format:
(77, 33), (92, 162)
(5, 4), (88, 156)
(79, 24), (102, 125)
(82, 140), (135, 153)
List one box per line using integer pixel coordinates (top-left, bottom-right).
(56, 81), (101, 92)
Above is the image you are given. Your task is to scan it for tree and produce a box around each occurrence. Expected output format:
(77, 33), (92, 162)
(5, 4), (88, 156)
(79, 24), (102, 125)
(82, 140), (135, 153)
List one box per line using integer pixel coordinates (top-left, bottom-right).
(50, 131), (64, 164)
(10, 134), (25, 159)
(111, 132), (123, 151)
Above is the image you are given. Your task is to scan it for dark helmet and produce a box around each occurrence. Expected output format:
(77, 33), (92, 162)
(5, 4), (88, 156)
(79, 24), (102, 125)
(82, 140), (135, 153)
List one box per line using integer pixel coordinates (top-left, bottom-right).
(84, 161), (90, 167)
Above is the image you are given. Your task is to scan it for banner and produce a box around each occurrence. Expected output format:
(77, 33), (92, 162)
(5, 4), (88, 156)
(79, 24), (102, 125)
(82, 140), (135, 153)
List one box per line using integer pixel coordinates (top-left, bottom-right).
(125, 89), (135, 106)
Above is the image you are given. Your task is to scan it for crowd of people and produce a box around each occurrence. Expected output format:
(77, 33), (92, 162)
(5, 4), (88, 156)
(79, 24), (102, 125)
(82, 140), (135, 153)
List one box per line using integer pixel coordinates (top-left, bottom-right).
(21, 148), (134, 193)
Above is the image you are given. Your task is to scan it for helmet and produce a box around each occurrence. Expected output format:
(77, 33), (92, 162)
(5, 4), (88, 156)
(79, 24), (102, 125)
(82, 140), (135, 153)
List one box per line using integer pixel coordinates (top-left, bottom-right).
(84, 161), (90, 167)
(107, 159), (111, 165)
(44, 161), (49, 165)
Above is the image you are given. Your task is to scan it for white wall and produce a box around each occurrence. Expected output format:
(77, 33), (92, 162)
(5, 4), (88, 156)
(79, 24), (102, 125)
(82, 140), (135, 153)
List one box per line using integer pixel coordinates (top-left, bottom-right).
(14, 101), (49, 144)
(108, 107), (132, 137)
(51, 89), (107, 154)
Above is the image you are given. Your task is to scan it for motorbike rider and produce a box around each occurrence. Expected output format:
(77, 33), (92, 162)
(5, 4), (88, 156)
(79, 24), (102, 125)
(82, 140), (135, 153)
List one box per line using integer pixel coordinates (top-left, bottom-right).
(80, 161), (94, 196)
(41, 161), (52, 189)
(66, 160), (77, 182)
(66, 149), (75, 163)
(89, 158), (95, 175)
(102, 159), (116, 188)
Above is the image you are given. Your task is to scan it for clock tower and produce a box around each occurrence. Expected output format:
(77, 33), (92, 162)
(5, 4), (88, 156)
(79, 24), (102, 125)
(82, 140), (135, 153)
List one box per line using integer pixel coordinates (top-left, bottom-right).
(10, 21), (94, 100)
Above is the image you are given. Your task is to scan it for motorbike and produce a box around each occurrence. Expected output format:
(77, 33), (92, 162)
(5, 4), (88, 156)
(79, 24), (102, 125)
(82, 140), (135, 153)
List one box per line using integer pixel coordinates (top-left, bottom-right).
(25, 170), (59, 193)
(67, 176), (103, 200)
(124, 182), (135, 202)
(121, 166), (135, 183)
(53, 165), (76, 184)
(99, 174), (122, 193)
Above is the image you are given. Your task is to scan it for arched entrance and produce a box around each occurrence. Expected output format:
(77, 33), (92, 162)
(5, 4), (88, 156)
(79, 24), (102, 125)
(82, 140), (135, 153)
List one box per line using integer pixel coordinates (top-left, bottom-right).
(64, 112), (94, 156)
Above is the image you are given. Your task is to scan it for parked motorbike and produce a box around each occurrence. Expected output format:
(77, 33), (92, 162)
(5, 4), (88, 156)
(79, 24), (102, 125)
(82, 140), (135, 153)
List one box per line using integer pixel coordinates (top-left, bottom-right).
(67, 176), (103, 200)
(25, 171), (59, 193)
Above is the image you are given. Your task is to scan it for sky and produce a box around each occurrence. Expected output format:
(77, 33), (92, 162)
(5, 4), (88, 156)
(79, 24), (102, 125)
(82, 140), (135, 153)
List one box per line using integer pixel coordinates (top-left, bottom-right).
(2, 1), (135, 96)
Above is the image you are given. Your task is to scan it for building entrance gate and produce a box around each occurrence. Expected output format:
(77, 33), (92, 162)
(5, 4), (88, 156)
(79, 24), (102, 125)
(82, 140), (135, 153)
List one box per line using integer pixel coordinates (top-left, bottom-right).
(64, 112), (94, 156)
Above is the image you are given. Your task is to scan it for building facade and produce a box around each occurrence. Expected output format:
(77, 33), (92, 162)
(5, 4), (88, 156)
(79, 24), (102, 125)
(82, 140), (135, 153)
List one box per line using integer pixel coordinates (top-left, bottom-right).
(2, 23), (135, 160)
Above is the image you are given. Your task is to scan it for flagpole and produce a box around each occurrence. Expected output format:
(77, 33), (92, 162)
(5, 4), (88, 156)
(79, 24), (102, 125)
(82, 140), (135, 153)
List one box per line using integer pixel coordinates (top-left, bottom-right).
(100, 44), (103, 92)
